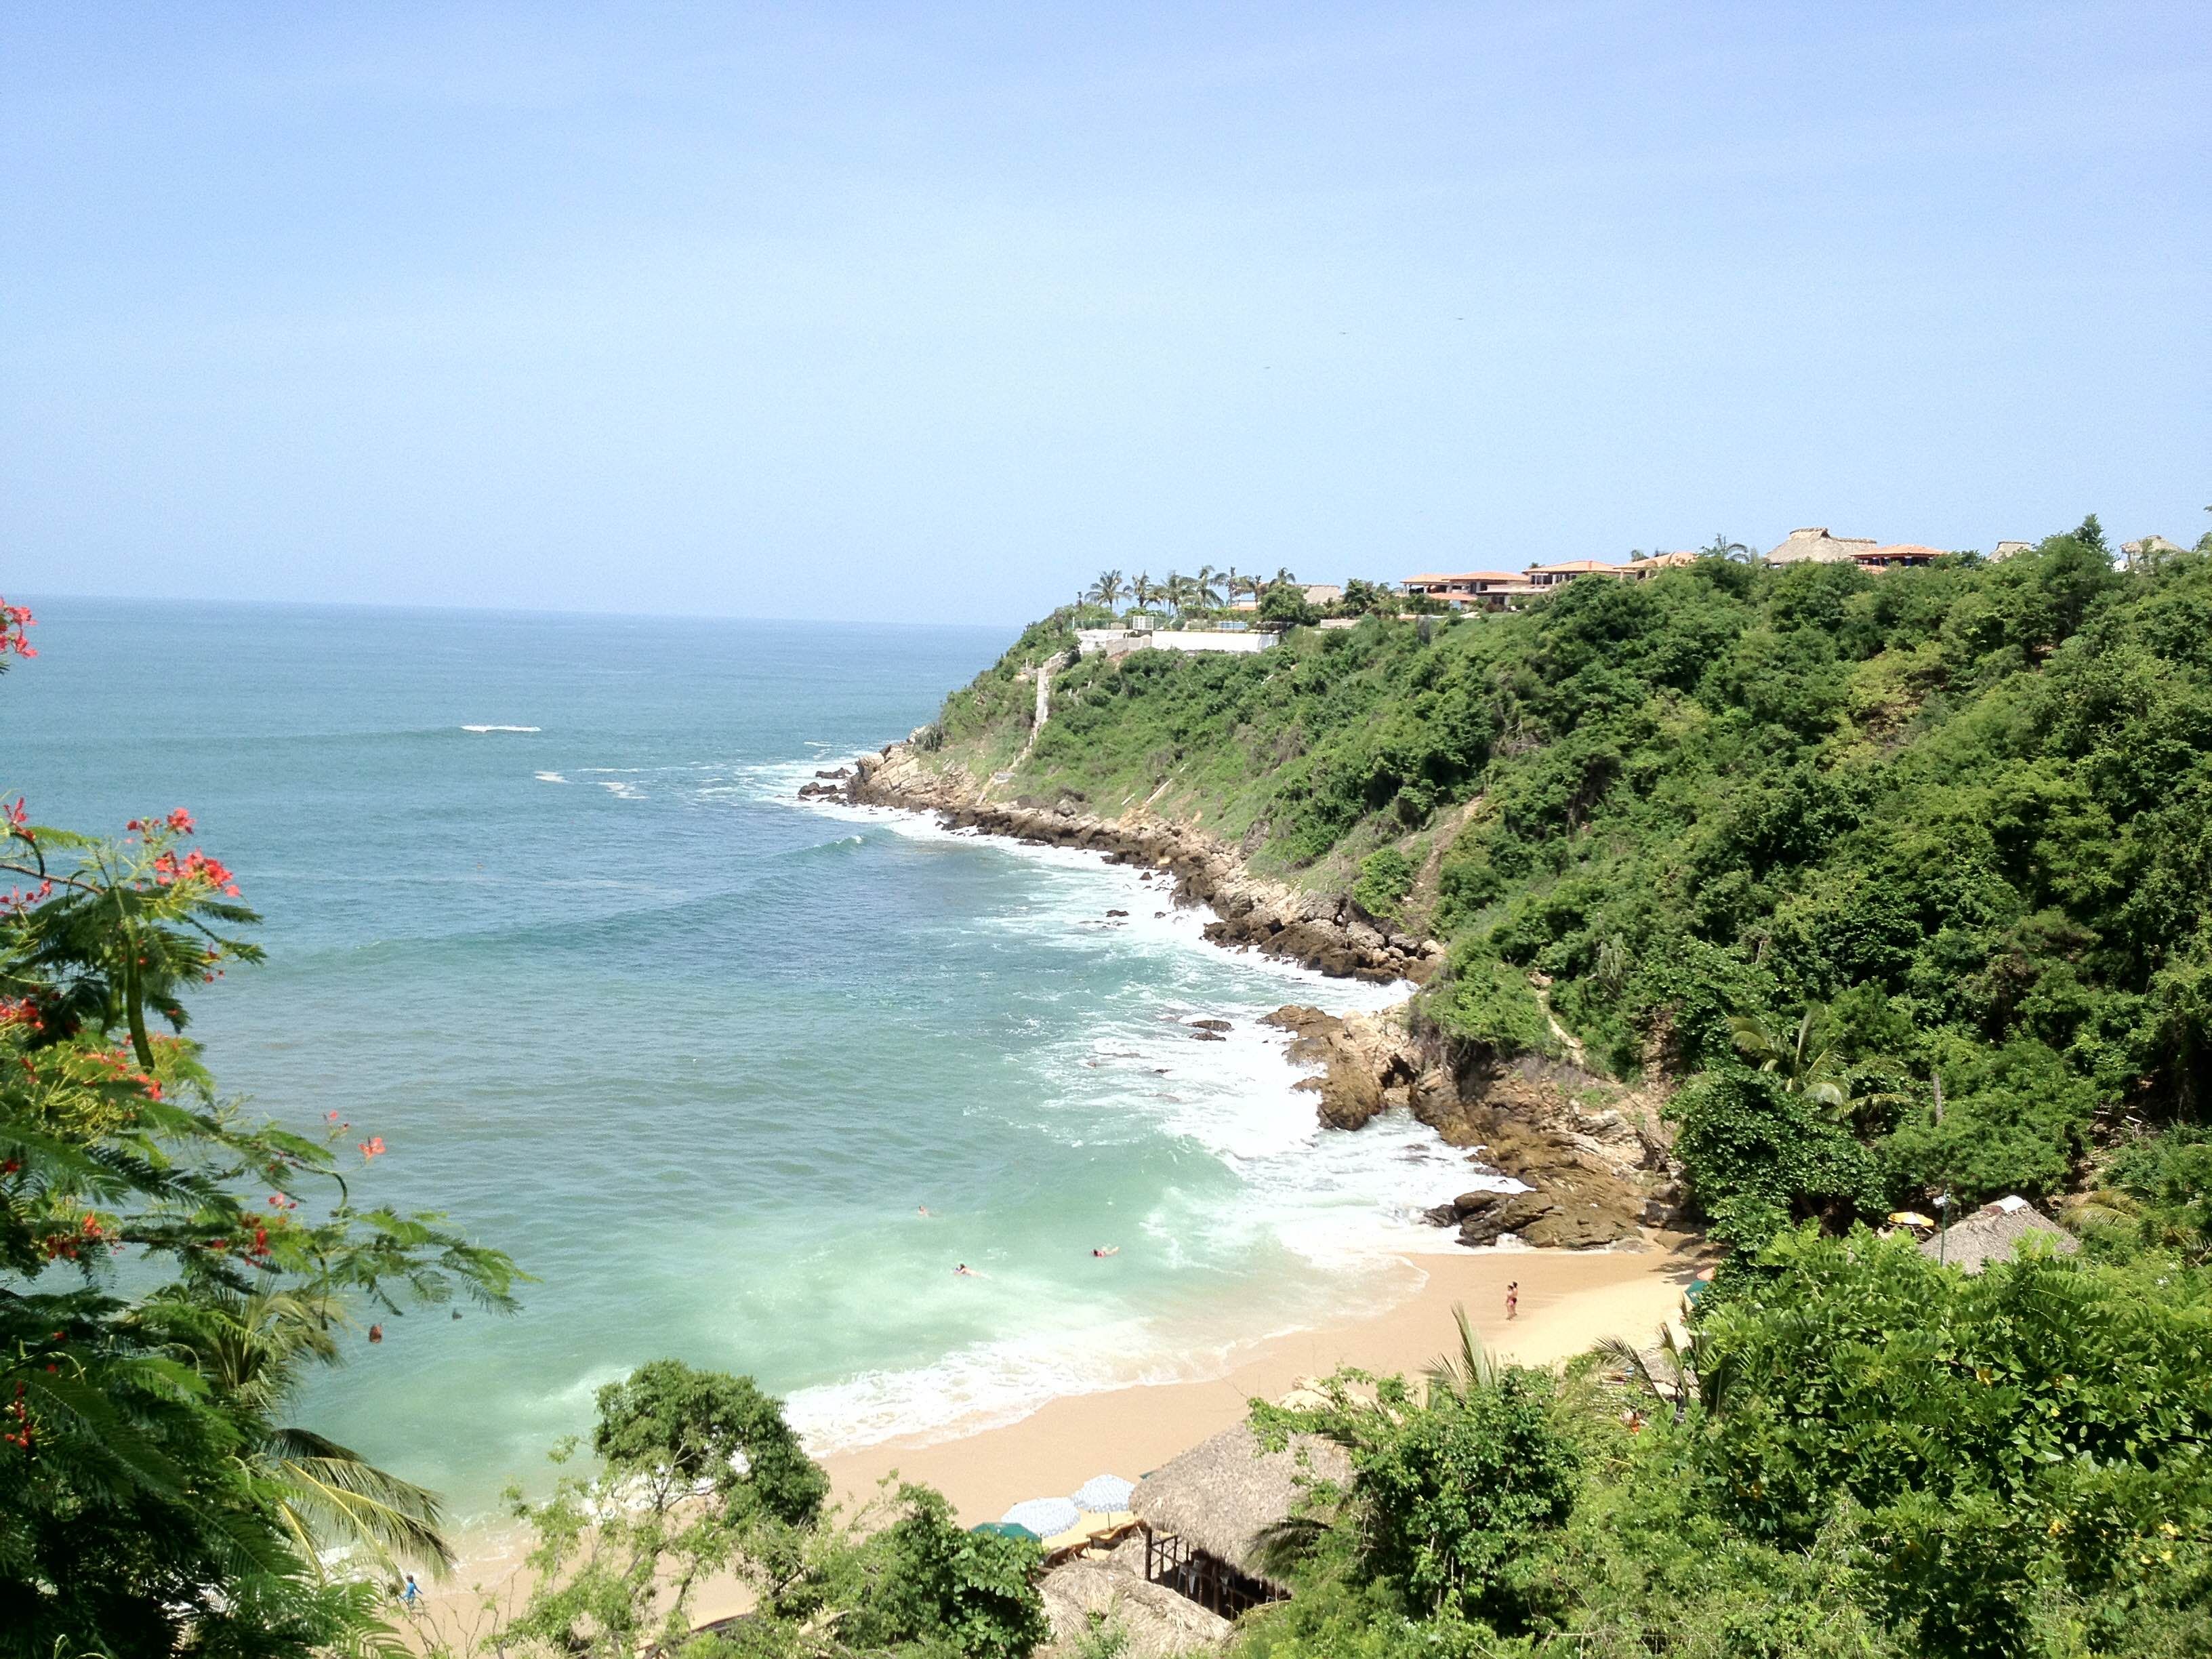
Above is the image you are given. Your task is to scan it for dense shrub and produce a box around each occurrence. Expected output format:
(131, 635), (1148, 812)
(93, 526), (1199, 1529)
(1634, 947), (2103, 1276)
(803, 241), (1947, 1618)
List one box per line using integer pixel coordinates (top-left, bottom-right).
(937, 523), (2212, 1242)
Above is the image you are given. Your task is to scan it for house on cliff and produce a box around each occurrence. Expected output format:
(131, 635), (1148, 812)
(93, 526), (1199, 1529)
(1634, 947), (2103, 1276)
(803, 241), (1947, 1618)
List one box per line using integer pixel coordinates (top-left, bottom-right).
(1399, 571), (1532, 610)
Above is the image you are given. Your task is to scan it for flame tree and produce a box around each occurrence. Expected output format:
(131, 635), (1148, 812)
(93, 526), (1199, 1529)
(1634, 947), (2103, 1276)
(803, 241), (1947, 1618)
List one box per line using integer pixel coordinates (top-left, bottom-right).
(0, 600), (520, 1658)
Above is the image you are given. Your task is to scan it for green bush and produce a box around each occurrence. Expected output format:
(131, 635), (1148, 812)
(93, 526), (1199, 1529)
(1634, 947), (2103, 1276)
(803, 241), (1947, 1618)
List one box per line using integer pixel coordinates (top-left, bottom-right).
(1427, 952), (1555, 1059)
(1351, 846), (1417, 920)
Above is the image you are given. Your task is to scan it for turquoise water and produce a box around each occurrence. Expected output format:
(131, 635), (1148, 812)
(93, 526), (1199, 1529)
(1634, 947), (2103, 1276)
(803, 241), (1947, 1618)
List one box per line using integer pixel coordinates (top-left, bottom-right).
(3, 598), (1465, 1515)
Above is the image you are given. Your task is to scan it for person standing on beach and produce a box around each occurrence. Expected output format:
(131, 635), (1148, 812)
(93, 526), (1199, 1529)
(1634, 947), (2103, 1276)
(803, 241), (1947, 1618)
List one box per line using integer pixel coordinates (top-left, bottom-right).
(1505, 1282), (1519, 1320)
(401, 1574), (419, 1610)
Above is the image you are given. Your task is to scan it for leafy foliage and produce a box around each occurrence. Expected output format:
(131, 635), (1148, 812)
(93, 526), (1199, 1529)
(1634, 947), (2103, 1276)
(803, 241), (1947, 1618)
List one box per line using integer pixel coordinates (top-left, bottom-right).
(933, 526), (2212, 1246)
(1, 609), (520, 1657)
(462, 1365), (1046, 1659)
(1235, 1238), (2212, 1659)
(1252, 1321), (1582, 1631)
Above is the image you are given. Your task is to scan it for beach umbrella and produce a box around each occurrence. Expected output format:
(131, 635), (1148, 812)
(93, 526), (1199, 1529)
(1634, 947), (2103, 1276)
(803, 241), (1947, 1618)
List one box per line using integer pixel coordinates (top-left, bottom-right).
(1070, 1473), (1135, 1512)
(1001, 1496), (1081, 1537)
(970, 1521), (1040, 1542)
(1889, 1211), (1937, 1229)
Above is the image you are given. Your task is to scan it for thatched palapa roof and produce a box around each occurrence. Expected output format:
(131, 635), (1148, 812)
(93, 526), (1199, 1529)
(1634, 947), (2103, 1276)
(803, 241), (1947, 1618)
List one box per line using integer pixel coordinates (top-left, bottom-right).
(1919, 1195), (2080, 1274)
(1130, 1424), (1349, 1580)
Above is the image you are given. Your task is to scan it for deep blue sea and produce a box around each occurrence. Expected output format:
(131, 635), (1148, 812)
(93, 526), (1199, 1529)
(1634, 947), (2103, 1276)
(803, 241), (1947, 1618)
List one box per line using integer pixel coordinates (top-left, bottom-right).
(3, 598), (1463, 1517)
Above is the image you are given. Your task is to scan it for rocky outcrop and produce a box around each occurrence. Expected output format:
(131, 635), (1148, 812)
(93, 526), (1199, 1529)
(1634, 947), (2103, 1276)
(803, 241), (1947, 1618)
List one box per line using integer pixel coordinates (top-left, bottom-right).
(844, 744), (1443, 984)
(1263, 1004), (1436, 1131)
(1261, 1004), (1673, 1250)
(838, 741), (1681, 1252)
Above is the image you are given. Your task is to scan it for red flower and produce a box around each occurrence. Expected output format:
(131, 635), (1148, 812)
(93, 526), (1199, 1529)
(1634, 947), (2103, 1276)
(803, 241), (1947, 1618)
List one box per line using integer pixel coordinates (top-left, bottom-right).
(0, 600), (33, 660)
(165, 808), (195, 834)
(359, 1136), (387, 1160)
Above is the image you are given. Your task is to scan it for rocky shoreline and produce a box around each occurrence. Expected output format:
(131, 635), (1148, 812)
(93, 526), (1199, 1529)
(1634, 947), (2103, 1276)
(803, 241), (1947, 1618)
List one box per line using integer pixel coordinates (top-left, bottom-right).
(818, 741), (1681, 1250)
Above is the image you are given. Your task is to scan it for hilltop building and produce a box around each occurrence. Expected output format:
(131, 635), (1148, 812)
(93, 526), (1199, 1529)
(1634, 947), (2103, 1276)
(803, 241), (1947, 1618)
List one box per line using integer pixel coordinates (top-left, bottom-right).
(1764, 527), (1880, 566)
(2122, 535), (2190, 570)
(1397, 530), (1955, 616)
(1225, 583), (1344, 613)
(1400, 571), (1532, 610)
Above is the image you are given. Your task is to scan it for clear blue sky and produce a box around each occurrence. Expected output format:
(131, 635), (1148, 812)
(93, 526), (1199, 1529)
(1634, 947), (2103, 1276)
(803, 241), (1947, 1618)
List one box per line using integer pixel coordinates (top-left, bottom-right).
(5, 3), (2206, 626)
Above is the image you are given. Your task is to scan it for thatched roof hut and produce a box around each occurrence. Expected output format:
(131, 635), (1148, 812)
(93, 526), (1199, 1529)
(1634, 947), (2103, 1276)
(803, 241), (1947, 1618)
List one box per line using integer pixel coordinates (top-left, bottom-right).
(1042, 1544), (1232, 1656)
(1919, 1195), (2080, 1274)
(1130, 1423), (1349, 1582)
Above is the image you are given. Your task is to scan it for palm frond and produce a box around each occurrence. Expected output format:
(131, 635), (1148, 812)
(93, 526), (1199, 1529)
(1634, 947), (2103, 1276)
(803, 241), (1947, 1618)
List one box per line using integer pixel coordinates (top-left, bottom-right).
(267, 1435), (457, 1578)
(1425, 1303), (1498, 1406)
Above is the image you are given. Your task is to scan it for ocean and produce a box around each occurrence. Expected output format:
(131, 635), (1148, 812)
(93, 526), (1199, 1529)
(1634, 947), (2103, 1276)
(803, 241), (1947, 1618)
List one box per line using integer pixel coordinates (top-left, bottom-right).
(3, 597), (1474, 1517)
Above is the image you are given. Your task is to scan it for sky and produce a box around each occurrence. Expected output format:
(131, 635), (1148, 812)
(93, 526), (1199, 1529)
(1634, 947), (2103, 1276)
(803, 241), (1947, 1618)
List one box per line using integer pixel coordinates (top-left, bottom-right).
(4, 2), (2207, 626)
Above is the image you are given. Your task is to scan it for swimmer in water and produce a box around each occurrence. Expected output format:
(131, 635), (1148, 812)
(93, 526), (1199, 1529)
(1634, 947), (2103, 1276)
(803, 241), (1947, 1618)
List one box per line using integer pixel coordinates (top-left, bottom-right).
(955, 1263), (979, 1277)
(1092, 1246), (1120, 1257)
(917, 1206), (931, 1216)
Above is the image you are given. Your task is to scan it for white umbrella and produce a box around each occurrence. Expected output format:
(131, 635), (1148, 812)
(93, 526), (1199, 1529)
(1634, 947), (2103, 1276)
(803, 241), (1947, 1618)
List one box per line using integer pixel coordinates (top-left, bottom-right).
(1001, 1496), (1081, 1537)
(1070, 1473), (1134, 1512)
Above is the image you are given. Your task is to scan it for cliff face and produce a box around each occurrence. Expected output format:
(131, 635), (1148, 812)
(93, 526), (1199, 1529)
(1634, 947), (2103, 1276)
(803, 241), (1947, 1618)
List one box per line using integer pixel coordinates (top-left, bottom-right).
(838, 739), (1680, 1250)
(848, 740), (1443, 984)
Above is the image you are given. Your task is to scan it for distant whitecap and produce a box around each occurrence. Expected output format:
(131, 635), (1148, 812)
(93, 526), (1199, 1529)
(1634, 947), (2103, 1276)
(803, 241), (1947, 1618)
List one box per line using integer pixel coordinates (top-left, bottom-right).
(460, 724), (540, 733)
(534, 771), (568, 783)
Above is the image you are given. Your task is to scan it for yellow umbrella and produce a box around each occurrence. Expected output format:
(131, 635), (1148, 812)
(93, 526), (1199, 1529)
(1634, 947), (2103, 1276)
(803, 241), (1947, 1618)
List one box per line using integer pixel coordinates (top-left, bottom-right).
(1889, 1211), (1936, 1229)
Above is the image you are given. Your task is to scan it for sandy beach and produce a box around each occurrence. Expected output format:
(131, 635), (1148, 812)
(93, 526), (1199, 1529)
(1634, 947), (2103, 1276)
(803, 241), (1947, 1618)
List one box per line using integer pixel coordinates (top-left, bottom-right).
(420, 1242), (1696, 1639)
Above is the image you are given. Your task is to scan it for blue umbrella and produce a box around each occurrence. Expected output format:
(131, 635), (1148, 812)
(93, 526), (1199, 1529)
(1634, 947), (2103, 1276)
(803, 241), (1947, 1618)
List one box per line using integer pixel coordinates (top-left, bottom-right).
(1070, 1474), (1134, 1512)
(1001, 1496), (1082, 1537)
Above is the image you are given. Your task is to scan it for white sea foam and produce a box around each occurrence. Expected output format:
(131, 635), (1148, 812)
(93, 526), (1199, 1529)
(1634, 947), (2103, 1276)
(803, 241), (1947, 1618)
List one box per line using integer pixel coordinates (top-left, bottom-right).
(716, 754), (1528, 1454)
(534, 771), (568, 783)
(783, 1303), (1335, 1458)
(460, 724), (541, 733)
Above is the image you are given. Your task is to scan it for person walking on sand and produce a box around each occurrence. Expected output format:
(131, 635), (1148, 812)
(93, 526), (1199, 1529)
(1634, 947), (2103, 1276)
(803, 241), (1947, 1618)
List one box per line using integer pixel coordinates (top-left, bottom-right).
(1505, 1282), (1519, 1321)
(401, 1574), (420, 1610)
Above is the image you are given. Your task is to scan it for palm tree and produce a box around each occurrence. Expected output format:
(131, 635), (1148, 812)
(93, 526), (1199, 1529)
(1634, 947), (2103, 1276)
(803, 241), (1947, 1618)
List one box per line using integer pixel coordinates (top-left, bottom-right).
(1425, 1303), (1500, 1407)
(1130, 571), (1160, 617)
(1192, 565), (1224, 609)
(1165, 571), (1201, 619)
(1716, 1008), (1911, 1124)
(1700, 533), (1754, 561)
(1729, 1006), (1851, 1109)
(184, 1290), (457, 1578)
(1086, 570), (1125, 614)
(1593, 1325), (1702, 1425)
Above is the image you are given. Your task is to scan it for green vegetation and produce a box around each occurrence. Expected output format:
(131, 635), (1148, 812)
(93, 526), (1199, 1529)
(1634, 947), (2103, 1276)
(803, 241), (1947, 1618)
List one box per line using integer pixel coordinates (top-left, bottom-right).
(1, 601), (523, 1652)
(927, 522), (2212, 1250)
(1236, 1229), (2212, 1659)
(470, 1359), (1048, 1659)
(0, 606), (1046, 1659)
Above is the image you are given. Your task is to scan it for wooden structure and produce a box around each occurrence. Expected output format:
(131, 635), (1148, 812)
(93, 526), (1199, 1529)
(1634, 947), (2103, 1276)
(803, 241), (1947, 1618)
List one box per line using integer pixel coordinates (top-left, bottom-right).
(1129, 1422), (1350, 1620)
(1141, 1523), (1284, 1618)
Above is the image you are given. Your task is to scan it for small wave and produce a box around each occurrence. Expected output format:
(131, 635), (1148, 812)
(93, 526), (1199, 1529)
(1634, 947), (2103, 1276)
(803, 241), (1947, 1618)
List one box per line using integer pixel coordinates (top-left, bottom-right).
(534, 771), (568, 784)
(461, 724), (541, 733)
(595, 781), (644, 800)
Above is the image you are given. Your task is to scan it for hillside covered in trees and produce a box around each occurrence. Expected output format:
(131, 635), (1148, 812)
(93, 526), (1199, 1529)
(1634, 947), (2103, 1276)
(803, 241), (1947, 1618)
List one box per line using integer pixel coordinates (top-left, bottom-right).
(918, 521), (2212, 1256)
(890, 523), (2212, 1657)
